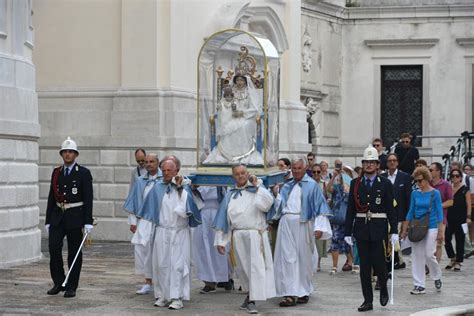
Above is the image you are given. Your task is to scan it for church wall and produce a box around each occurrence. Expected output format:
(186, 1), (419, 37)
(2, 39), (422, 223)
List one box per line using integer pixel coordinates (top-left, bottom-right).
(33, 0), (309, 240)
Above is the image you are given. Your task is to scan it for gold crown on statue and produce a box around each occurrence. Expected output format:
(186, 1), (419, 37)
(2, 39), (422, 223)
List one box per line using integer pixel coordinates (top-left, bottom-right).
(217, 46), (263, 89)
(234, 46), (256, 77)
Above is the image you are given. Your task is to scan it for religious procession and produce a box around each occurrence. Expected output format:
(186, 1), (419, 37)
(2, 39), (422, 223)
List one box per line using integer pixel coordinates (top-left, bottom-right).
(42, 133), (474, 314)
(3, 2), (474, 315)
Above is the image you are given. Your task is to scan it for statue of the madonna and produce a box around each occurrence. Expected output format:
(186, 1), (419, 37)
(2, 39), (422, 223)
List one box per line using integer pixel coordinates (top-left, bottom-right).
(203, 72), (263, 165)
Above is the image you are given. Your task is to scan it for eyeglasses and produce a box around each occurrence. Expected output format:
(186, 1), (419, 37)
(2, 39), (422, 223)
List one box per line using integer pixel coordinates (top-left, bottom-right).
(451, 174), (462, 178)
(415, 178), (425, 183)
(387, 159), (398, 162)
(372, 144), (381, 147)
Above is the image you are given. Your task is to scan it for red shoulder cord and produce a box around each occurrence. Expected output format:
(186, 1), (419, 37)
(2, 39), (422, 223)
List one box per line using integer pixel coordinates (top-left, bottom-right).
(52, 167), (65, 203)
(353, 176), (368, 213)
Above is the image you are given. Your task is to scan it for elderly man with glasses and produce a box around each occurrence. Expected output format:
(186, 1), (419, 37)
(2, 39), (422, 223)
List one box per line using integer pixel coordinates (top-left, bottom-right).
(381, 153), (412, 270)
(394, 132), (420, 175)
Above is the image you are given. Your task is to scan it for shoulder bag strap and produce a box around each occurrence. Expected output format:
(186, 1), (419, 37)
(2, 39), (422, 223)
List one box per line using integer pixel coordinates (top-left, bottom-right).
(427, 190), (435, 215)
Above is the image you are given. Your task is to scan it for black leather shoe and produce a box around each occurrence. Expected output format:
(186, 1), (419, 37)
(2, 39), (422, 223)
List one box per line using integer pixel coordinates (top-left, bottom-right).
(380, 286), (389, 306)
(394, 262), (406, 270)
(358, 302), (373, 312)
(47, 285), (65, 295)
(64, 289), (76, 298)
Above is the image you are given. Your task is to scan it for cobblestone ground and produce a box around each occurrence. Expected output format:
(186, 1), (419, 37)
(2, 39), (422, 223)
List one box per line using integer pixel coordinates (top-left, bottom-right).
(0, 240), (473, 315)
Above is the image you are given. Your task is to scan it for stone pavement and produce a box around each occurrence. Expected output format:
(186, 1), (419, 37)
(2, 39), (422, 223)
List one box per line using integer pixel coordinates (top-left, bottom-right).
(0, 240), (473, 316)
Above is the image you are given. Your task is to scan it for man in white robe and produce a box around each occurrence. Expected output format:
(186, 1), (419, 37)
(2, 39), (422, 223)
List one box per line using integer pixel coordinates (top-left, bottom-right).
(152, 160), (193, 310)
(271, 157), (332, 307)
(214, 164), (275, 314)
(123, 153), (160, 295)
(192, 186), (231, 293)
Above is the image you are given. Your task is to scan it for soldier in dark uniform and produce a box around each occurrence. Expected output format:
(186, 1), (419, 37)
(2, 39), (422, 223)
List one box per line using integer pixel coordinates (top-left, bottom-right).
(344, 145), (398, 312)
(45, 136), (94, 298)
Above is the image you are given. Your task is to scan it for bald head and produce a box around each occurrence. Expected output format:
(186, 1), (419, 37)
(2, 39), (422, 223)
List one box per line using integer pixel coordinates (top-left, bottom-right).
(161, 155), (181, 171)
(161, 160), (178, 182)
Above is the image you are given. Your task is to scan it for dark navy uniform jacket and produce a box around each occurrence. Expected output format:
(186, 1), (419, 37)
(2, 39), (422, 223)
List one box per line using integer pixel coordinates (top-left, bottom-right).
(45, 163), (93, 230)
(380, 170), (412, 223)
(344, 175), (397, 241)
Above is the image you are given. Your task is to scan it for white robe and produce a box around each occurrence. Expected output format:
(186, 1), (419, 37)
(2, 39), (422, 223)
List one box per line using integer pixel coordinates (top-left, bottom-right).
(215, 186), (275, 301)
(274, 185), (332, 297)
(192, 187), (229, 283)
(153, 188), (191, 301)
(128, 174), (158, 279)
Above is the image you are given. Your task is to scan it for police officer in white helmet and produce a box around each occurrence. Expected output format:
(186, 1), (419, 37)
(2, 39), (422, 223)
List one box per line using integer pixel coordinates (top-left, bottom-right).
(344, 145), (398, 312)
(45, 136), (94, 298)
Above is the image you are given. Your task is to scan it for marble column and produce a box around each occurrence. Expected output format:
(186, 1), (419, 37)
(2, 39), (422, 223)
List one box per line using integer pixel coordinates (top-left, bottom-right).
(0, 0), (41, 267)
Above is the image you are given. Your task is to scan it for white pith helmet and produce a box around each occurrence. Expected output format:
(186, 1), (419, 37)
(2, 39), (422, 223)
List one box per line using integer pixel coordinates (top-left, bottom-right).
(59, 136), (78, 154)
(362, 144), (378, 161)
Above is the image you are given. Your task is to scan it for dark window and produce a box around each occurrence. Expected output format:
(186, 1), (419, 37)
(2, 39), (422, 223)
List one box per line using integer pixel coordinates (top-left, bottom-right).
(381, 65), (423, 147)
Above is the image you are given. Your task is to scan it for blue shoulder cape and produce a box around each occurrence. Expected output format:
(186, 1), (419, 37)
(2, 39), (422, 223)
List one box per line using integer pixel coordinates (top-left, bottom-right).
(268, 174), (330, 222)
(212, 185), (257, 234)
(137, 181), (201, 227)
(123, 175), (160, 216)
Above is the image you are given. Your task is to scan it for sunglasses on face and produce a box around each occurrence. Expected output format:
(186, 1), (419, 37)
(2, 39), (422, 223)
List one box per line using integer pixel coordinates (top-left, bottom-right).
(429, 169), (437, 172)
(313, 170), (321, 174)
(451, 174), (462, 178)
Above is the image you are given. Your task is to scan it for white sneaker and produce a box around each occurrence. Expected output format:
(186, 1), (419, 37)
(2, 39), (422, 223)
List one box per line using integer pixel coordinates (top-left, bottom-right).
(136, 284), (152, 295)
(154, 297), (169, 307)
(168, 299), (184, 310)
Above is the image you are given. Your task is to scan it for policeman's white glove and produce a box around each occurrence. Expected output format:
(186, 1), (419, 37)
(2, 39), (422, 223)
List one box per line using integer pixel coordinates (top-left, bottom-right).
(390, 234), (399, 245)
(84, 224), (94, 234)
(45, 224), (50, 232)
(344, 236), (353, 246)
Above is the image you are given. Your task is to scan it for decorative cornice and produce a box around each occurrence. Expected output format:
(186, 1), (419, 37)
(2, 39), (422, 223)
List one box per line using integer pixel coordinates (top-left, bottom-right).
(300, 88), (327, 101)
(365, 38), (439, 48)
(456, 38), (474, 47)
(37, 87), (197, 100)
(302, 1), (474, 22)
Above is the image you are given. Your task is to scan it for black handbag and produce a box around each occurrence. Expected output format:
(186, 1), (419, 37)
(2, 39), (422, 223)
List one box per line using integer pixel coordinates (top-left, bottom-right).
(408, 191), (434, 242)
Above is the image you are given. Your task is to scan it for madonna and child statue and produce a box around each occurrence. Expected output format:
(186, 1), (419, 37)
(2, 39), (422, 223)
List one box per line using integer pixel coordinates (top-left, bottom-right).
(203, 51), (264, 166)
(193, 29), (281, 186)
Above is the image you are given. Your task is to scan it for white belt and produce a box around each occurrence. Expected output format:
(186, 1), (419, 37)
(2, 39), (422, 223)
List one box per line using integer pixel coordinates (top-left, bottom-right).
(157, 224), (188, 231)
(356, 211), (387, 222)
(56, 201), (84, 210)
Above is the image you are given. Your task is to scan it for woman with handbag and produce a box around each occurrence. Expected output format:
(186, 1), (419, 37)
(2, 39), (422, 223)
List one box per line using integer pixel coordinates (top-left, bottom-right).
(444, 169), (472, 271)
(327, 165), (354, 275)
(401, 166), (443, 295)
